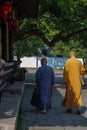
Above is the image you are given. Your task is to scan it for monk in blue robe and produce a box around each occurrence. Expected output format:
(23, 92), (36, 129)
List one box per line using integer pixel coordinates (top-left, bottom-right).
(35, 57), (55, 114)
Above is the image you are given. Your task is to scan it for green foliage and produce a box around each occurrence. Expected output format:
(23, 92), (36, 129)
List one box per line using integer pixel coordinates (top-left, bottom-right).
(52, 40), (87, 58)
(38, 0), (87, 57)
(18, 18), (37, 34)
(39, 0), (87, 34)
(15, 0), (87, 58)
(14, 36), (44, 60)
(38, 14), (59, 40)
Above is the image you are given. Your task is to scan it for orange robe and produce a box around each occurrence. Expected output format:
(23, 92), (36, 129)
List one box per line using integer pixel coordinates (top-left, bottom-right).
(62, 56), (85, 109)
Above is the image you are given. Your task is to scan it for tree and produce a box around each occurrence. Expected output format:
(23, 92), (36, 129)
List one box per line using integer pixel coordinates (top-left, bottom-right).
(14, 36), (44, 60)
(14, 0), (87, 57)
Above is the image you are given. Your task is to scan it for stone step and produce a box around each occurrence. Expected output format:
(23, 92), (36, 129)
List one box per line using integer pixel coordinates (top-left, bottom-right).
(0, 81), (25, 130)
(3, 81), (25, 95)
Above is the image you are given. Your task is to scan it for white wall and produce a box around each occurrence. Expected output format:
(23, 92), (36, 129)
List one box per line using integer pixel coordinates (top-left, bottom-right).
(20, 56), (83, 69)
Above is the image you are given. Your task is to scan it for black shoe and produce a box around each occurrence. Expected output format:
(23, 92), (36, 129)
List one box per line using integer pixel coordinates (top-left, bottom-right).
(67, 109), (72, 113)
(39, 109), (47, 114)
(77, 110), (81, 115)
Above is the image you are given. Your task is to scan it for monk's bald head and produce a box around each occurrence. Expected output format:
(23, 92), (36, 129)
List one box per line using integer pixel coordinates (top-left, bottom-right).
(69, 51), (76, 57)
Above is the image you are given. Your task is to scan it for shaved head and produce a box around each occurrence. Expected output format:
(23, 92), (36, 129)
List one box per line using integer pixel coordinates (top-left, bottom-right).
(69, 51), (76, 57)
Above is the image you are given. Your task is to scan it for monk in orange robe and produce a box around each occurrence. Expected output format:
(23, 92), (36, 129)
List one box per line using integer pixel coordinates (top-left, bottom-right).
(62, 51), (85, 114)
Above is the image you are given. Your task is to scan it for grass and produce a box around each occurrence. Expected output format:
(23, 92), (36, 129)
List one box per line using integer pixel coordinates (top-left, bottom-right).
(16, 89), (25, 130)
(16, 108), (22, 130)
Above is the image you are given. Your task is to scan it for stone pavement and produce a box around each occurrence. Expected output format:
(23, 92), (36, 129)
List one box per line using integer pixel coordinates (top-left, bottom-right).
(0, 70), (87, 130)
(18, 72), (87, 130)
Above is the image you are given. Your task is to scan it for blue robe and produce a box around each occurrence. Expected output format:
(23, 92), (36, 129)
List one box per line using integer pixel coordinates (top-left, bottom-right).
(35, 64), (55, 110)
